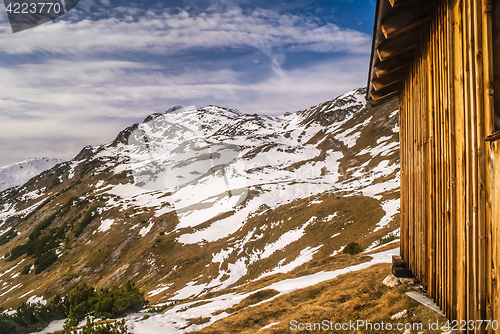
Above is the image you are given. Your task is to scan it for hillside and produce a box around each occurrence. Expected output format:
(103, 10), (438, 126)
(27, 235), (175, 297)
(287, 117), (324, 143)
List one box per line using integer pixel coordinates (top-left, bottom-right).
(0, 88), (400, 332)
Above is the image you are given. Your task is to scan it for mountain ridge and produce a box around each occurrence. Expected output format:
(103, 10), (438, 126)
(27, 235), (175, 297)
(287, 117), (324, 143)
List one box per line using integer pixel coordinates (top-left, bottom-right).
(0, 89), (400, 333)
(0, 158), (64, 192)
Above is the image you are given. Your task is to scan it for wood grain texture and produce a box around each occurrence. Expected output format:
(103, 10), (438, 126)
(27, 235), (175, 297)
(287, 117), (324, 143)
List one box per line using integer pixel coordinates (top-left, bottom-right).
(393, 0), (498, 331)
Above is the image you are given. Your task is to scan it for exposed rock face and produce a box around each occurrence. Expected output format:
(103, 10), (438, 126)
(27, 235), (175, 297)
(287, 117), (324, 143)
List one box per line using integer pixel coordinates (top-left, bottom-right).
(111, 123), (140, 146)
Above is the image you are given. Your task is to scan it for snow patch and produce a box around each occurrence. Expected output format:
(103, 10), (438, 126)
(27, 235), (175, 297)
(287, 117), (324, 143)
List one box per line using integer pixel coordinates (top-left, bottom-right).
(27, 295), (47, 305)
(139, 222), (154, 237)
(97, 218), (115, 233)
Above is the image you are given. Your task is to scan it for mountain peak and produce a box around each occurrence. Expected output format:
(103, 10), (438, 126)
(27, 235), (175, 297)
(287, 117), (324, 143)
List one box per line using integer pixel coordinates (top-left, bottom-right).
(0, 157), (64, 191)
(0, 89), (401, 334)
(296, 87), (367, 126)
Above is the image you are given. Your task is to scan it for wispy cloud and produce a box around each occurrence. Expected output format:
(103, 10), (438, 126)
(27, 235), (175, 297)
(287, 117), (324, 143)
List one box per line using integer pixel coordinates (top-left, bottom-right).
(0, 7), (370, 55)
(0, 55), (368, 165)
(0, 3), (371, 166)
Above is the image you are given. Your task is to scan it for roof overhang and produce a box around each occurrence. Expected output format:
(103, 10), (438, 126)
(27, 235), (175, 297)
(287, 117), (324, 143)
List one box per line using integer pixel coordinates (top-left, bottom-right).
(367, 0), (432, 106)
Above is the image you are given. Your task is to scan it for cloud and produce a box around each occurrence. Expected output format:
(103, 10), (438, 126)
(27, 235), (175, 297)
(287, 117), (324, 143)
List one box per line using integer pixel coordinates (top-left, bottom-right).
(0, 55), (368, 166)
(0, 7), (370, 55)
(0, 4), (372, 166)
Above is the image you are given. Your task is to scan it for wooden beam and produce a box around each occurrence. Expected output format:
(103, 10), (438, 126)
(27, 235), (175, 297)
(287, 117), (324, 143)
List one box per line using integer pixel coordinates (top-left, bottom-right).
(486, 130), (500, 142)
(389, 0), (425, 8)
(369, 91), (398, 106)
(381, 4), (431, 39)
(373, 49), (414, 77)
(370, 82), (400, 102)
(377, 30), (420, 62)
(372, 68), (405, 91)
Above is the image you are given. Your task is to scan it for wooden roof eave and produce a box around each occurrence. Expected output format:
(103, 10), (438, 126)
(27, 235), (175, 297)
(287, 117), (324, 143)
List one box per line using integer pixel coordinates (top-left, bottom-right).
(367, 0), (432, 106)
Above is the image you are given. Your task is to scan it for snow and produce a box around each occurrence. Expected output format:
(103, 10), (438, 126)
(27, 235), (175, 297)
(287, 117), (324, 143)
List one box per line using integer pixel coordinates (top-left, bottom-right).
(27, 295), (47, 305)
(258, 245), (323, 279)
(376, 136), (392, 144)
(3, 309), (16, 316)
(31, 319), (66, 334)
(324, 213), (338, 221)
(267, 248), (399, 294)
(15, 91), (403, 334)
(171, 281), (208, 300)
(256, 217), (316, 260)
(67, 161), (79, 180)
(364, 238), (400, 253)
(20, 188), (46, 202)
(373, 199), (400, 232)
(361, 172), (400, 199)
(0, 158), (64, 191)
(177, 181), (337, 244)
(97, 218), (115, 233)
(358, 141), (399, 158)
(0, 259), (25, 278)
(139, 222), (154, 237)
(0, 283), (22, 297)
(148, 284), (173, 297)
(260, 322), (280, 330)
(19, 289), (35, 298)
(95, 180), (105, 188)
(308, 199), (323, 205)
(330, 246), (345, 256)
(120, 248), (399, 334)
(212, 248), (234, 264)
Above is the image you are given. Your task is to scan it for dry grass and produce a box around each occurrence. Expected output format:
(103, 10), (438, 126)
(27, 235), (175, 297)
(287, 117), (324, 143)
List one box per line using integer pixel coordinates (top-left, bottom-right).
(0, 185), (400, 310)
(193, 263), (447, 334)
(226, 289), (280, 314)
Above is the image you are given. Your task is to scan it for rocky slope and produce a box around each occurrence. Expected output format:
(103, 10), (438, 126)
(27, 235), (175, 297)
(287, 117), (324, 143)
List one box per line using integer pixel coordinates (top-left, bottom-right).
(0, 88), (400, 332)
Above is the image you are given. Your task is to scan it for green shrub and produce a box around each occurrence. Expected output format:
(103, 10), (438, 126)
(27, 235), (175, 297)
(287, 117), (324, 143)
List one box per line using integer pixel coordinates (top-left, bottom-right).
(65, 283), (97, 326)
(34, 250), (58, 274)
(0, 229), (17, 247)
(6, 244), (28, 262)
(6, 196), (80, 272)
(13, 297), (66, 332)
(343, 242), (364, 255)
(74, 208), (96, 237)
(65, 281), (148, 327)
(379, 233), (397, 246)
(20, 265), (30, 275)
(147, 302), (175, 313)
(0, 315), (30, 334)
(0, 283), (145, 334)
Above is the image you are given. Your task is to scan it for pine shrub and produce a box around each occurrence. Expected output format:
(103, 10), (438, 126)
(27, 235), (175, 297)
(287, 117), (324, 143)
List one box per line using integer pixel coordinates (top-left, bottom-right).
(343, 242), (364, 255)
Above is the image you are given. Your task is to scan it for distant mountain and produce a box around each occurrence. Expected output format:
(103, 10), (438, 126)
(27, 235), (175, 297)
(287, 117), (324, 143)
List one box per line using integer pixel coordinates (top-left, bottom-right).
(0, 88), (400, 333)
(0, 158), (64, 192)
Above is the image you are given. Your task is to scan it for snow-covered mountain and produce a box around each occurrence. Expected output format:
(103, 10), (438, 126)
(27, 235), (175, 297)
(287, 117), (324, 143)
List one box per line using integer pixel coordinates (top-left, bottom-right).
(0, 88), (400, 333)
(0, 158), (64, 192)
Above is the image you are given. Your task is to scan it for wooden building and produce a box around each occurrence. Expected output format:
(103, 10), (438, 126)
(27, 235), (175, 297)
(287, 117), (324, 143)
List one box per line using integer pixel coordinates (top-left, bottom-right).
(367, 0), (500, 331)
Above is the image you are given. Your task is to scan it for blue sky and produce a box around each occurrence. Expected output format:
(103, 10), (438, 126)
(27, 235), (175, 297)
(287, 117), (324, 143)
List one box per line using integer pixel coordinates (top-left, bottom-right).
(0, 0), (376, 166)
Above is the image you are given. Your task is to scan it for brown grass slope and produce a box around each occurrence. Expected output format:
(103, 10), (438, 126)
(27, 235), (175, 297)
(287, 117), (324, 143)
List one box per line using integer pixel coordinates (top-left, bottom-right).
(193, 263), (447, 334)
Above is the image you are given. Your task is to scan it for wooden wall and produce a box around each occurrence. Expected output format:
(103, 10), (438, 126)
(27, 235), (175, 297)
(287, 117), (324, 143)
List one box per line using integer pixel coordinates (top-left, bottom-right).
(399, 0), (499, 331)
